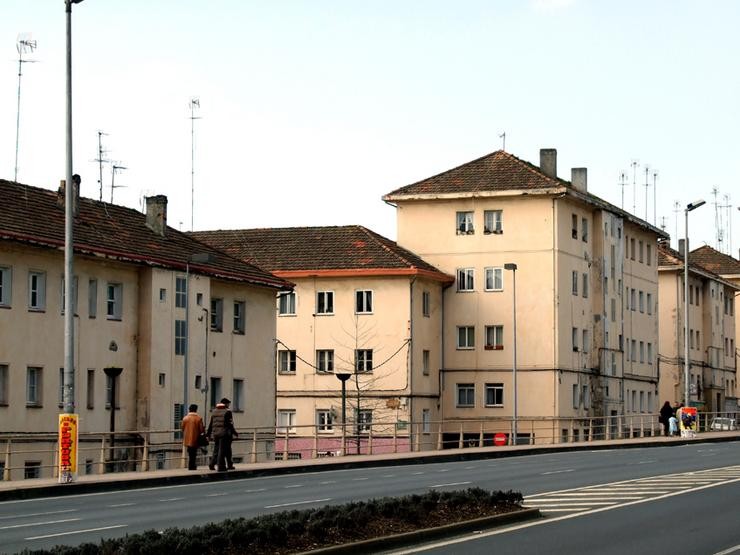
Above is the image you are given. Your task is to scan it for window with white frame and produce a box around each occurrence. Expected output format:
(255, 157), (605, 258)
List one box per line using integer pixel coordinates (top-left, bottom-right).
(0, 266), (11, 307)
(60, 275), (78, 315)
(422, 291), (430, 317)
(422, 349), (430, 375)
(278, 350), (296, 374)
(175, 276), (186, 308)
(316, 350), (334, 373)
(210, 297), (223, 331)
(88, 279), (97, 318)
(233, 301), (245, 334)
(357, 409), (373, 433)
(457, 268), (474, 292)
(484, 210), (503, 234)
(485, 325), (504, 349)
(106, 282), (122, 320)
(572, 271), (578, 295)
(572, 327), (579, 351)
(457, 326), (475, 349)
(355, 290), (373, 313)
(0, 364), (7, 405)
(422, 409), (431, 433)
(316, 291), (334, 314)
(456, 383), (475, 407)
(28, 271), (46, 310)
(27, 366), (42, 406)
(233, 379), (244, 411)
(355, 349), (373, 373)
(484, 267), (503, 291)
(582, 273), (588, 298)
(456, 211), (474, 234)
(485, 383), (503, 407)
(277, 409), (296, 434)
(175, 320), (187, 355)
(278, 291), (296, 315)
(316, 409), (334, 432)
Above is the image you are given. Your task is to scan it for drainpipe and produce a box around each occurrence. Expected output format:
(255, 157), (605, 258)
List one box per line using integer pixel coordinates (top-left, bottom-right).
(408, 276), (415, 448)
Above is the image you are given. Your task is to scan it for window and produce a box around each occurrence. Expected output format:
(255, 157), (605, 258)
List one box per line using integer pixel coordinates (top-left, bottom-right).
(316, 291), (334, 314)
(572, 327), (579, 352)
(457, 269), (475, 292)
(27, 366), (42, 406)
(278, 350), (297, 374)
(175, 276), (186, 308)
(485, 325), (504, 350)
(647, 293), (652, 315)
(457, 326), (475, 349)
(422, 349), (430, 375)
(355, 349), (373, 373)
(355, 290), (373, 313)
(357, 409), (373, 433)
(86, 369), (94, 409)
(278, 291), (296, 315)
(316, 350), (334, 373)
(456, 383), (475, 407)
(277, 409), (296, 434)
(485, 383), (504, 407)
(630, 238), (636, 260)
(60, 275), (78, 315)
(233, 379), (244, 411)
(571, 214), (578, 239)
(611, 298), (616, 322)
(316, 410), (334, 432)
(646, 243), (652, 266)
(610, 245), (616, 279)
(196, 292), (203, 306)
(638, 240), (644, 263)
(175, 320), (187, 355)
(639, 341), (644, 363)
(106, 283), (122, 319)
(85, 279), (97, 318)
(422, 291), (430, 317)
(582, 329), (590, 353)
(209, 377), (222, 409)
(611, 352), (616, 374)
(631, 339), (636, 361)
(24, 461), (41, 480)
(0, 266), (10, 307)
(484, 210), (503, 234)
(689, 329), (694, 349)
(582, 385), (589, 407)
(639, 391), (645, 412)
(210, 298), (223, 331)
(194, 375), (202, 390)
(581, 217), (588, 242)
(159, 373), (166, 387)
(689, 285), (694, 305)
(625, 235), (630, 259)
(159, 288), (167, 302)
(0, 365), (8, 405)
(58, 367), (64, 406)
(456, 211), (474, 234)
(484, 267), (503, 291)
(639, 291), (644, 313)
(422, 409), (431, 433)
(696, 330), (701, 350)
(630, 289), (636, 311)
(28, 271), (46, 310)
(647, 342), (653, 365)
(582, 273), (588, 298)
(572, 271), (578, 295)
(105, 374), (119, 409)
(573, 384), (579, 408)
(233, 301), (245, 334)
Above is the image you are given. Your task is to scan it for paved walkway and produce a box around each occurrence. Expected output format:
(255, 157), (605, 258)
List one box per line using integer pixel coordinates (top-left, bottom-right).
(2, 431), (738, 501)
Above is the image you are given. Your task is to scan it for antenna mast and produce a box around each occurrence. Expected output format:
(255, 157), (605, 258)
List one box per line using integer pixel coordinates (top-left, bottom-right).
(190, 98), (201, 231)
(619, 170), (628, 210)
(94, 131), (109, 201)
(712, 187), (723, 251)
(652, 170), (658, 225)
(643, 164), (650, 221)
(631, 160), (639, 215)
(111, 163), (127, 204)
(499, 131), (506, 151)
(673, 201), (680, 249)
(14, 34), (37, 183)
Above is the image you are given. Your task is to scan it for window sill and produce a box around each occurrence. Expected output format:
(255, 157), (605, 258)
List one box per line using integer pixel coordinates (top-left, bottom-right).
(210, 329), (223, 333)
(354, 312), (374, 316)
(456, 347), (474, 351)
(485, 404), (504, 408)
(278, 372), (297, 376)
(456, 290), (474, 293)
(106, 317), (122, 322)
(0, 305), (10, 309)
(484, 289), (503, 293)
(233, 330), (245, 336)
(456, 405), (474, 409)
(26, 403), (43, 408)
(28, 308), (46, 313)
(314, 312), (334, 316)
(484, 346), (504, 351)
(278, 313), (297, 317)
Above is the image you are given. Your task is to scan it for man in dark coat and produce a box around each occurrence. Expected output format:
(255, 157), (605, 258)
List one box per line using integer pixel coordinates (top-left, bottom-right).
(659, 401), (674, 437)
(207, 397), (238, 471)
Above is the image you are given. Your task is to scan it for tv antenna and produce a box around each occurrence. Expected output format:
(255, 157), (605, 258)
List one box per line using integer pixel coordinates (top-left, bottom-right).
(712, 187), (724, 251)
(643, 164), (650, 221)
(14, 34), (37, 183)
(93, 131), (110, 201)
(499, 131), (506, 151)
(652, 170), (658, 226)
(111, 163), (127, 204)
(190, 97), (201, 231)
(619, 170), (628, 210)
(673, 201), (680, 249)
(630, 160), (639, 215)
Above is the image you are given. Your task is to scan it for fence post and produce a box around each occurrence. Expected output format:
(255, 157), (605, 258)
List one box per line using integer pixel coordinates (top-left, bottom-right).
(414, 423), (421, 452)
(52, 441), (59, 479)
(3, 440), (11, 481)
(141, 434), (150, 472)
(588, 418), (593, 442)
(458, 423), (464, 449)
(479, 421), (484, 447)
(436, 422), (443, 451)
(251, 430), (258, 464)
(341, 422), (347, 457)
(568, 419), (574, 444)
(393, 422), (398, 453)
(282, 432), (289, 462)
(98, 436), (107, 474)
(368, 425), (373, 455)
(312, 426), (318, 459)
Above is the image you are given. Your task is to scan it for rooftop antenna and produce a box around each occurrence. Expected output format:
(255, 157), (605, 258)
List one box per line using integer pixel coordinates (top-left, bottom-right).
(660, 215), (667, 231)
(499, 131), (506, 151)
(712, 187), (723, 251)
(619, 170), (628, 210)
(93, 130), (110, 201)
(643, 164), (650, 221)
(673, 201), (680, 249)
(719, 193), (732, 255)
(110, 163), (127, 204)
(630, 160), (639, 215)
(652, 170), (658, 226)
(14, 34), (37, 183)
(190, 97), (201, 231)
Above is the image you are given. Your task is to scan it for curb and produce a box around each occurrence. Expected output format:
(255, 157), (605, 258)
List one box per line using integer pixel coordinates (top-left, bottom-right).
(301, 508), (542, 554)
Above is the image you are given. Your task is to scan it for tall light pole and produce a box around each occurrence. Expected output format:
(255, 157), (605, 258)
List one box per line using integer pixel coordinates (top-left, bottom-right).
(684, 200), (705, 407)
(504, 263), (518, 444)
(336, 372), (351, 455)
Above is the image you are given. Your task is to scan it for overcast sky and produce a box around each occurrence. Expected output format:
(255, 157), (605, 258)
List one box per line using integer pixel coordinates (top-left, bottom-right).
(2, 0), (738, 255)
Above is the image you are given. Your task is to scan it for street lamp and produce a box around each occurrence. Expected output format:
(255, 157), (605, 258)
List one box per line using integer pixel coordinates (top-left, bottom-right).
(103, 366), (122, 467)
(504, 263), (518, 444)
(684, 200), (705, 407)
(336, 371), (352, 455)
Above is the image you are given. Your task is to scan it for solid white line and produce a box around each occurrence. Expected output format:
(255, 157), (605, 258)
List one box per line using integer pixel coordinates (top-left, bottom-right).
(265, 498), (331, 509)
(527, 500), (616, 505)
(0, 509), (77, 520)
(26, 524), (128, 541)
(429, 481), (472, 488)
(107, 503), (136, 508)
(382, 474), (397, 478)
(541, 469), (575, 475)
(1, 518), (81, 530)
(285, 484), (304, 488)
(713, 544), (740, 555)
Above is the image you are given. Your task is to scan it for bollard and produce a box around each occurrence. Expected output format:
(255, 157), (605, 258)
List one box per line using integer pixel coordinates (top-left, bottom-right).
(3, 440), (11, 481)
(141, 434), (149, 472)
(251, 430), (258, 464)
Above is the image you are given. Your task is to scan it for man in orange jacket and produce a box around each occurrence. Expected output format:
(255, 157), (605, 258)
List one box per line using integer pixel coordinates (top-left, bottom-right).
(181, 404), (205, 470)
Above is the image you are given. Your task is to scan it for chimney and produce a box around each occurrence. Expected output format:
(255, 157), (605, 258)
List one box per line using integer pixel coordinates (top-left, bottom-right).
(678, 238), (685, 257)
(571, 168), (587, 193)
(145, 195), (168, 237)
(56, 175), (80, 217)
(540, 148), (557, 179)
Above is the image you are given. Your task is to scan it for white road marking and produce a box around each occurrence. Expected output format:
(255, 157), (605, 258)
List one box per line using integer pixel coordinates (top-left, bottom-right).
(411, 472), (425, 475)
(382, 474), (396, 478)
(107, 503), (136, 507)
(541, 469), (574, 475)
(285, 484), (304, 488)
(352, 477), (369, 481)
(244, 488), (267, 493)
(319, 481), (336, 485)
(1, 518), (81, 530)
(265, 498), (331, 509)
(429, 481), (472, 488)
(0, 509), (77, 520)
(437, 469), (450, 472)
(26, 524), (128, 541)
(158, 497), (184, 502)
(205, 492), (228, 497)
(714, 544), (740, 555)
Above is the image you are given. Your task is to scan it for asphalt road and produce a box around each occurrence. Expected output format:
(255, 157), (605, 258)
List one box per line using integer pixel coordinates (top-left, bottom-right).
(1, 441), (739, 554)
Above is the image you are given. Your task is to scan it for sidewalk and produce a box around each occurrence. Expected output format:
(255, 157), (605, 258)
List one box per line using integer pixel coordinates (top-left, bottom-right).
(2, 431), (738, 501)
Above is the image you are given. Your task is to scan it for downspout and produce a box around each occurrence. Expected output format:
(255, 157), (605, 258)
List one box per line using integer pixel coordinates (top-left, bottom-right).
(408, 276), (416, 447)
(552, 197), (558, 418)
(440, 284), (447, 418)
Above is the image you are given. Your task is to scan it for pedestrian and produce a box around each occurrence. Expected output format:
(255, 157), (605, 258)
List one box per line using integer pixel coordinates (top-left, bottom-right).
(207, 397), (238, 471)
(659, 401), (674, 437)
(181, 404), (205, 471)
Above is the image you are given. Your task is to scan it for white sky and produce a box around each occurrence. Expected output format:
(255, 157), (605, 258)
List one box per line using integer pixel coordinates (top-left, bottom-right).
(2, 0), (739, 255)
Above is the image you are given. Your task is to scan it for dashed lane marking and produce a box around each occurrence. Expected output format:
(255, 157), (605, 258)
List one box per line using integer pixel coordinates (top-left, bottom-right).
(26, 524), (128, 541)
(265, 498), (331, 509)
(0, 518), (81, 530)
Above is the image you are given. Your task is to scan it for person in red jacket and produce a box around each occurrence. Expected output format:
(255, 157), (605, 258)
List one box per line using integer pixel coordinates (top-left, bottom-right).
(181, 404), (205, 470)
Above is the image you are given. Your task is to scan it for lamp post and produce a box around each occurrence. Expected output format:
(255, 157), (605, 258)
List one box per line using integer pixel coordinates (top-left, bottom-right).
(684, 200), (705, 407)
(504, 263), (518, 444)
(103, 366), (122, 467)
(336, 372), (351, 456)
(199, 307), (210, 411)
(183, 253), (213, 414)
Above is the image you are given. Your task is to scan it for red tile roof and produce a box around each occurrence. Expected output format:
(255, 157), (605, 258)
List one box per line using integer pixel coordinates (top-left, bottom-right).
(0, 180), (290, 290)
(190, 226), (454, 283)
(658, 242), (739, 290)
(690, 245), (740, 276)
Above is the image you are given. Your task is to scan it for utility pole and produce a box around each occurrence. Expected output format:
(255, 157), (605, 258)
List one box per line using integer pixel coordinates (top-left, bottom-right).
(14, 34), (37, 183)
(190, 98), (200, 231)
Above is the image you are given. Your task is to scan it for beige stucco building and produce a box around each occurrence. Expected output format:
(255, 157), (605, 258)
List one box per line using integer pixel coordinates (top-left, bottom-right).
(383, 148), (669, 441)
(657, 243), (738, 412)
(192, 226), (453, 455)
(0, 180), (289, 478)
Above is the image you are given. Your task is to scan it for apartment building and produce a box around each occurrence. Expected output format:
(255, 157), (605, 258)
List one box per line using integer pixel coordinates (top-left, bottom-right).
(657, 242), (738, 412)
(383, 148), (668, 441)
(192, 225), (453, 454)
(0, 180), (290, 478)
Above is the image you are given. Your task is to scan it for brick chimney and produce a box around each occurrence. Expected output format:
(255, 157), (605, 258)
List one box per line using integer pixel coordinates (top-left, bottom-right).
(57, 176), (80, 217)
(571, 168), (587, 193)
(540, 148), (557, 179)
(145, 195), (168, 237)
(678, 238), (685, 257)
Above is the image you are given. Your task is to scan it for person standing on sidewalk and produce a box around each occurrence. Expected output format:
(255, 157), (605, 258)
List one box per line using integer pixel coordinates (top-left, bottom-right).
(181, 404), (206, 471)
(659, 401), (674, 437)
(207, 398), (238, 471)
